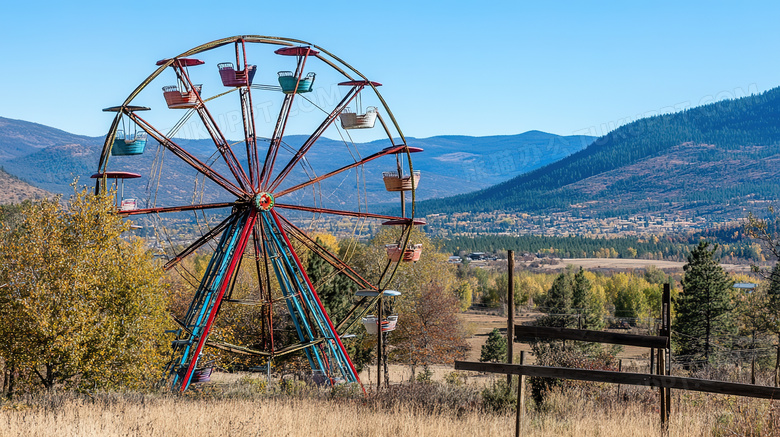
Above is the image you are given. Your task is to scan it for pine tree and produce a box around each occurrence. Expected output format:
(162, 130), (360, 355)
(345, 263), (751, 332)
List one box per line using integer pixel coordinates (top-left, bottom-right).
(572, 267), (604, 329)
(480, 328), (507, 363)
(545, 273), (573, 326)
(674, 241), (735, 364)
(765, 262), (780, 385)
(306, 239), (355, 324)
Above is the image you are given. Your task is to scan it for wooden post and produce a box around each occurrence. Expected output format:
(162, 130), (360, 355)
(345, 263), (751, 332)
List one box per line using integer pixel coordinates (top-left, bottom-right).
(507, 250), (515, 387)
(775, 336), (780, 387)
(751, 330), (756, 385)
(617, 359), (623, 399)
(515, 351), (525, 437)
(659, 348), (668, 433)
(650, 348), (655, 375)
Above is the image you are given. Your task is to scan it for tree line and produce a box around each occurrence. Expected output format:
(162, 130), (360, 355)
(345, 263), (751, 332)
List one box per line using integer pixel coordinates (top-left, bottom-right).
(441, 231), (766, 262)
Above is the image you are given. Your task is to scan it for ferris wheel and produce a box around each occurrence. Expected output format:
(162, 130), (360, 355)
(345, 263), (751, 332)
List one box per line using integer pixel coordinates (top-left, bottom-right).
(94, 36), (424, 391)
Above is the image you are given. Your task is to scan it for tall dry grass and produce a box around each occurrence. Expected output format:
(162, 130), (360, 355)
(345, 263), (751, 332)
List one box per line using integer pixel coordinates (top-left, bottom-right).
(0, 377), (778, 436)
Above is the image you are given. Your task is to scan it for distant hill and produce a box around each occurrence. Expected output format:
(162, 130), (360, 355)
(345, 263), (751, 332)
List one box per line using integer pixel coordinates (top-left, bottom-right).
(0, 117), (100, 162)
(0, 167), (49, 204)
(0, 116), (592, 204)
(418, 86), (780, 218)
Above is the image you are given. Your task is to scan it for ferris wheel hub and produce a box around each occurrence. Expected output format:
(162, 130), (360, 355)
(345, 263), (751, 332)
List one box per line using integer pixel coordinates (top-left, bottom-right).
(253, 192), (275, 211)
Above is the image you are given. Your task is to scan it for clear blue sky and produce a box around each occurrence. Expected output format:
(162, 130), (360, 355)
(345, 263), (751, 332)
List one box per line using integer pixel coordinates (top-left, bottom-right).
(1, 1), (779, 139)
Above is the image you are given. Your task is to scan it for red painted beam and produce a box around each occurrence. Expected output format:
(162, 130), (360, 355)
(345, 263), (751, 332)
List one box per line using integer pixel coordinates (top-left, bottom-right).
(179, 210), (258, 391)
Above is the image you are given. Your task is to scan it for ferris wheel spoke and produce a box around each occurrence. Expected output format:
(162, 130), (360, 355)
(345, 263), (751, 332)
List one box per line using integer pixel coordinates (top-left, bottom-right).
(162, 212), (236, 271)
(127, 113), (245, 197)
(268, 210), (362, 382)
(239, 88), (261, 188)
(166, 60), (252, 191)
(274, 203), (408, 222)
(266, 85), (365, 192)
(259, 93), (295, 188)
(192, 104), (252, 191)
(251, 223), (275, 352)
(260, 49), (317, 189)
(119, 202), (234, 217)
(274, 144), (411, 198)
(276, 213), (376, 291)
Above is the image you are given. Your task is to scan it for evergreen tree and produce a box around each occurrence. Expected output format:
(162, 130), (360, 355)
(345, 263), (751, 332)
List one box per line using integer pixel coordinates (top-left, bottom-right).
(674, 241), (735, 364)
(480, 328), (508, 363)
(572, 267), (605, 329)
(764, 262), (780, 385)
(306, 239), (355, 323)
(545, 273), (573, 326)
(571, 268), (589, 328)
(769, 262), (780, 303)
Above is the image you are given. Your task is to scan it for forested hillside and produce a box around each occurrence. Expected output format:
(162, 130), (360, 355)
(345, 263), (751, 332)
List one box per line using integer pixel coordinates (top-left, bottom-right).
(0, 167), (49, 204)
(419, 87), (780, 217)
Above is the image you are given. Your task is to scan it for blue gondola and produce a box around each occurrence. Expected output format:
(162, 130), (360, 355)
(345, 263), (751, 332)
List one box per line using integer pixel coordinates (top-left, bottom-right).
(278, 71), (315, 94)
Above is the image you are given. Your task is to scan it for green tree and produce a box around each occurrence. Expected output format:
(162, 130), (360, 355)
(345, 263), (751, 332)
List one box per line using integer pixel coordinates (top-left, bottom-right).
(480, 328), (507, 363)
(544, 272), (573, 325)
(644, 265), (669, 284)
(674, 241), (735, 364)
(306, 238), (355, 323)
(613, 283), (648, 321)
(538, 268), (606, 329)
(572, 268), (605, 329)
(0, 189), (169, 396)
(766, 263), (780, 385)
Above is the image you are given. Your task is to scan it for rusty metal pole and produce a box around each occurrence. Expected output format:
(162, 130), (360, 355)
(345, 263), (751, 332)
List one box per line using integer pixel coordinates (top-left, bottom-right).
(507, 250), (515, 387)
(377, 293), (383, 390)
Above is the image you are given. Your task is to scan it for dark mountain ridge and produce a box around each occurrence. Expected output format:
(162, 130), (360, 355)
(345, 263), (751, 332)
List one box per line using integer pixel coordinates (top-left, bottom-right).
(419, 86), (780, 218)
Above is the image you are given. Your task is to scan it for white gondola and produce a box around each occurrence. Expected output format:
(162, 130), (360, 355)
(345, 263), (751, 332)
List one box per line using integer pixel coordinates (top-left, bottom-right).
(362, 315), (399, 335)
(340, 106), (378, 129)
(383, 171), (420, 192)
(120, 198), (138, 211)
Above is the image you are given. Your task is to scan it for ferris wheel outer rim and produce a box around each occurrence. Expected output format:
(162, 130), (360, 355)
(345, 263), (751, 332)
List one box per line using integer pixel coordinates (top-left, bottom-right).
(96, 35), (420, 372)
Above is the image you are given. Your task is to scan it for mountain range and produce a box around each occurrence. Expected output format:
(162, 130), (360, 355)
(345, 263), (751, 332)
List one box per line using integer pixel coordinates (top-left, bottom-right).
(0, 116), (592, 205)
(419, 86), (780, 220)
(4, 83), (780, 223)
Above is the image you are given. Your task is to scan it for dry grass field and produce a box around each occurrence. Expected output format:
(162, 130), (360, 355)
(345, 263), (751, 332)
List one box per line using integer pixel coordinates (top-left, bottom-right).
(2, 308), (776, 436)
(1, 385), (777, 437)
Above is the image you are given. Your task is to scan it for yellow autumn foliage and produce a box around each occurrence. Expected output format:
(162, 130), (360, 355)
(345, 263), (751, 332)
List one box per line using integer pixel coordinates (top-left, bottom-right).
(0, 187), (170, 393)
